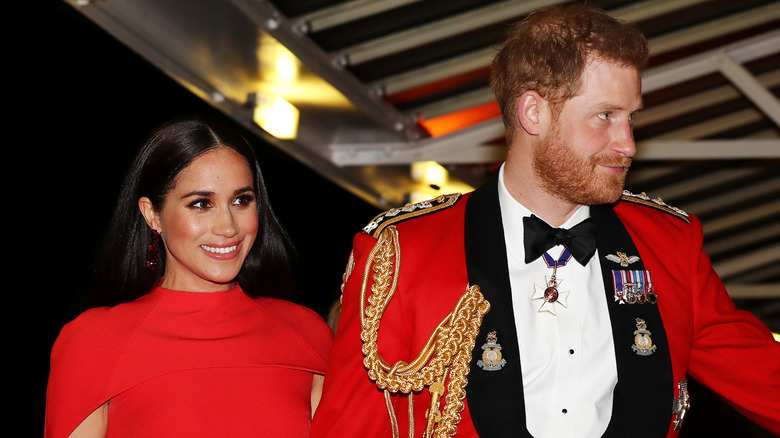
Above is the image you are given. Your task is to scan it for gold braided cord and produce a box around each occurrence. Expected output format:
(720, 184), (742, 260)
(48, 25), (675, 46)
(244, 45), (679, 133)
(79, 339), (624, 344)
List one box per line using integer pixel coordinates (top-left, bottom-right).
(360, 226), (490, 437)
(384, 390), (400, 438)
(341, 251), (355, 294)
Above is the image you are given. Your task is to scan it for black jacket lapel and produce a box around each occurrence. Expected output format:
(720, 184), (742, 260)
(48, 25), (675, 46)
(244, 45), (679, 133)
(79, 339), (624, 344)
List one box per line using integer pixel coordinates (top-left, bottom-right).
(592, 205), (673, 437)
(464, 174), (532, 437)
(462, 182), (672, 437)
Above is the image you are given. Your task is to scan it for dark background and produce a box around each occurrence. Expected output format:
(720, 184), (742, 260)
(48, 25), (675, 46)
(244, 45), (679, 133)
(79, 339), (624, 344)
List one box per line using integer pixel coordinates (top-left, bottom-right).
(29, 2), (774, 436)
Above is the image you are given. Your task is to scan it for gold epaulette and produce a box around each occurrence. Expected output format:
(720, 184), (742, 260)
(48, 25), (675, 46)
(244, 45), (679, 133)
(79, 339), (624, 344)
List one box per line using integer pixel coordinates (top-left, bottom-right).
(362, 193), (462, 237)
(620, 191), (690, 223)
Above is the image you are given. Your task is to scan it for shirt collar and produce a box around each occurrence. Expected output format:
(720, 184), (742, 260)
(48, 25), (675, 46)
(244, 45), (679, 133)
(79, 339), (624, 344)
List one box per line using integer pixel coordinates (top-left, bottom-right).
(497, 163), (591, 264)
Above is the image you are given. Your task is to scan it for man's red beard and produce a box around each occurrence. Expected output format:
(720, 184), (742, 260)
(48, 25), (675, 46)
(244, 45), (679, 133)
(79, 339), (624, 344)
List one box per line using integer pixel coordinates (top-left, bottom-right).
(532, 124), (631, 206)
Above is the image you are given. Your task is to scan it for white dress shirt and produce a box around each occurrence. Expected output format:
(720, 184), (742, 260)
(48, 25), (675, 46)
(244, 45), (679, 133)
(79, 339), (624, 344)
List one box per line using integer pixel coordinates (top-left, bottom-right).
(497, 165), (617, 437)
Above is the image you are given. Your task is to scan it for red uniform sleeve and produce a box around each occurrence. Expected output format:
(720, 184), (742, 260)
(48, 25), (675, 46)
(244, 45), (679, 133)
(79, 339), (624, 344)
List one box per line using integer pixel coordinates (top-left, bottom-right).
(311, 232), (399, 437)
(684, 215), (780, 435)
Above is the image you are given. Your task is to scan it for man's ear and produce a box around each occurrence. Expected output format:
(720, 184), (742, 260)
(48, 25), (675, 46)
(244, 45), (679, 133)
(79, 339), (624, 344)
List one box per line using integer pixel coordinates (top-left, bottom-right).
(516, 91), (549, 136)
(138, 197), (161, 231)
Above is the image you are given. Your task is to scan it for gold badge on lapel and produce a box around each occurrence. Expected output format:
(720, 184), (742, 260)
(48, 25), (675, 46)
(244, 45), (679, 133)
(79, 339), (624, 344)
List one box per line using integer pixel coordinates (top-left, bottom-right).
(605, 251), (640, 267)
(631, 318), (657, 356)
(477, 331), (507, 371)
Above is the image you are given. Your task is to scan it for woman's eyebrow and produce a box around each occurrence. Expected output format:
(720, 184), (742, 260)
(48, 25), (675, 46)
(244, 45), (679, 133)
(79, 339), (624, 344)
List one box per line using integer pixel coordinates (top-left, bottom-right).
(180, 187), (254, 199)
(180, 190), (214, 199)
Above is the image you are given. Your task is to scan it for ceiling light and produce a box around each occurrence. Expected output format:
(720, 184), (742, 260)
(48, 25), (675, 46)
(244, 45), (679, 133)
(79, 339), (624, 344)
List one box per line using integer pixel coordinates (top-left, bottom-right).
(252, 92), (299, 140)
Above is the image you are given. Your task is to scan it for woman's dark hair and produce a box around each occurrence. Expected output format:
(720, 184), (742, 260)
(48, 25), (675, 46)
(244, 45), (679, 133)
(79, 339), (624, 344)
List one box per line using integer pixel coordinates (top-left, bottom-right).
(86, 117), (297, 307)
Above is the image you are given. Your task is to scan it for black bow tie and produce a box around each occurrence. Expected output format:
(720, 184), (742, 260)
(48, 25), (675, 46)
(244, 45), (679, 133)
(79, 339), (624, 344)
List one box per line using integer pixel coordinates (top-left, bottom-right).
(523, 215), (597, 265)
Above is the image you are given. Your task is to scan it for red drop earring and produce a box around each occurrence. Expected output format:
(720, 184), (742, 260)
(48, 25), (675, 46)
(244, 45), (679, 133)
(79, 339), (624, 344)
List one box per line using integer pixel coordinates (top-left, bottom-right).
(146, 229), (161, 273)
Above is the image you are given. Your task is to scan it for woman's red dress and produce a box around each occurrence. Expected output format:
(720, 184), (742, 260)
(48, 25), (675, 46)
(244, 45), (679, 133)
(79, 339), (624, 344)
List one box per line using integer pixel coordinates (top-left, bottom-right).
(45, 284), (333, 437)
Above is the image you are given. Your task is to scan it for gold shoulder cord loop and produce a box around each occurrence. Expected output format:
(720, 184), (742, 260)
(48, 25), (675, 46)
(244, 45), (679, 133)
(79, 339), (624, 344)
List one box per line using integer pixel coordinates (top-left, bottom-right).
(360, 226), (490, 438)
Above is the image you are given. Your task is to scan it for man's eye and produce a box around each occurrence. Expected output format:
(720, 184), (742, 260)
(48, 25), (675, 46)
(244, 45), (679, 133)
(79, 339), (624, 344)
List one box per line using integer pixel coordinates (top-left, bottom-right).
(598, 112), (611, 120)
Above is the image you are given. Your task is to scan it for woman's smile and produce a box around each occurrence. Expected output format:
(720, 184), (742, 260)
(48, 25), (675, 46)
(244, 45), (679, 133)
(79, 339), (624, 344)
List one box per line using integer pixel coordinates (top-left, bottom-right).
(200, 241), (242, 259)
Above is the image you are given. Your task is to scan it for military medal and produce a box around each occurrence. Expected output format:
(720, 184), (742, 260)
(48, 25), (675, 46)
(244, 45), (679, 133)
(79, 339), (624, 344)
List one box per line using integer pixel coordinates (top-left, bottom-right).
(612, 270), (657, 305)
(632, 318), (657, 356)
(532, 249), (572, 315)
(477, 331), (507, 371)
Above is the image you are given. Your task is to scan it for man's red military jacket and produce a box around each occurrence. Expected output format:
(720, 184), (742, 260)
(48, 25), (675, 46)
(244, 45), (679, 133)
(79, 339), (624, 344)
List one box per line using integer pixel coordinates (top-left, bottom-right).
(311, 176), (780, 437)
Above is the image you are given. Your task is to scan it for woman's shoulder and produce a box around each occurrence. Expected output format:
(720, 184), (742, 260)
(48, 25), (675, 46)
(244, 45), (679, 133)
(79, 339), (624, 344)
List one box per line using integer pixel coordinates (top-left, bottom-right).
(53, 293), (161, 357)
(252, 297), (333, 336)
(251, 297), (334, 359)
(53, 305), (132, 357)
(58, 305), (122, 342)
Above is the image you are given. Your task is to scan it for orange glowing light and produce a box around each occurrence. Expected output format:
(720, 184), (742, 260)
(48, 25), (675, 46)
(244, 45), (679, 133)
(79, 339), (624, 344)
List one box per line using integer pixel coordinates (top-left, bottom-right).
(419, 102), (501, 137)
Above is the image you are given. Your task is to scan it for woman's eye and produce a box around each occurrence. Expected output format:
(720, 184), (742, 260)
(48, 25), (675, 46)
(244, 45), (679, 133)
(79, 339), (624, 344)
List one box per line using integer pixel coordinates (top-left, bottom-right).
(597, 112), (611, 120)
(233, 194), (256, 207)
(188, 199), (212, 210)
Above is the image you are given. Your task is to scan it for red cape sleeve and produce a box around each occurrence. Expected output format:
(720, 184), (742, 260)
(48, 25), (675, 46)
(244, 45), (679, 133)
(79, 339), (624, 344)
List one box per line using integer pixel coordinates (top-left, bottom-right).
(44, 308), (120, 438)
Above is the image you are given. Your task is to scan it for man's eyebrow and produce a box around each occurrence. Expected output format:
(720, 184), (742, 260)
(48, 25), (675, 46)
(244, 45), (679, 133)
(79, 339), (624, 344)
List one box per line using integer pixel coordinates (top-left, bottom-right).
(592, 102), (644, 112)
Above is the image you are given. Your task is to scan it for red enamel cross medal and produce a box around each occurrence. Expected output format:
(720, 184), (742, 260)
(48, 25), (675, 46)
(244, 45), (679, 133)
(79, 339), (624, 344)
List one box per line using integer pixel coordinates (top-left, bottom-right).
(531, 249), (573, 315)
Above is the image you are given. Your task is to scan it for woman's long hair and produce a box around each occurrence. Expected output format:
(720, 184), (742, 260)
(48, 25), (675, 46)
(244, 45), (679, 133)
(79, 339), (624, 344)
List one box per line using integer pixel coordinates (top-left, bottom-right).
(85, 117), (297, 307)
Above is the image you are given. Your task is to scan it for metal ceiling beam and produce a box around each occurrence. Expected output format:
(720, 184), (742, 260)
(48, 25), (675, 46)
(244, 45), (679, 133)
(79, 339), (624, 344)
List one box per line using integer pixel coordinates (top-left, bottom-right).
(635, 139), (780, 159)
(679, 176), (780, 216)
(637, 168), (764, 200)
(642, 29), (780, 93)
(647, 109), (770, 140)
(648, 2), (780, 55)
(331, 123), (779, 165)
(718, 54), (780, 127)
(747, 128), (780, 139)
(702, 199), (780, 235)
(227, 0), (428, 141)
(725, 267), (780, 284)
(725, 284), (780, 299)
(414, 56), (780, 122)
(63, 0), (229, 105)
(331, 119), (506, 165)
(712, 245), (780, 279)
(335, 0), (567, 66)
(635, 70), (780, 128)
(704, 223), (780, 258)
(376, 47), (495, 96)
(376, 0), (754, 97)
(627, 164), (686, 185)
(609, 0), (712, 22)
(292, 0), (423, 33)
(402, 30), (780, 123)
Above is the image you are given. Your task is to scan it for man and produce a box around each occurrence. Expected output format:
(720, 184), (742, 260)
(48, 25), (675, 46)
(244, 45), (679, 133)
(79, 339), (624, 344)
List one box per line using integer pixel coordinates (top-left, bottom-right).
(311, 5), (780, 437)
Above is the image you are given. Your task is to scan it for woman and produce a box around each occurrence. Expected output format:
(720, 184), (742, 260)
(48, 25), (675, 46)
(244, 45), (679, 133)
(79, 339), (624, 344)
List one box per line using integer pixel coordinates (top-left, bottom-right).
(45, 118), (333, 437)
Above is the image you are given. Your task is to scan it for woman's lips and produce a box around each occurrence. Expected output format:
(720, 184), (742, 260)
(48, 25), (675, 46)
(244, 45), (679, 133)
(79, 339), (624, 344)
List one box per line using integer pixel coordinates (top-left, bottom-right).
(200, 241), (241, 260)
